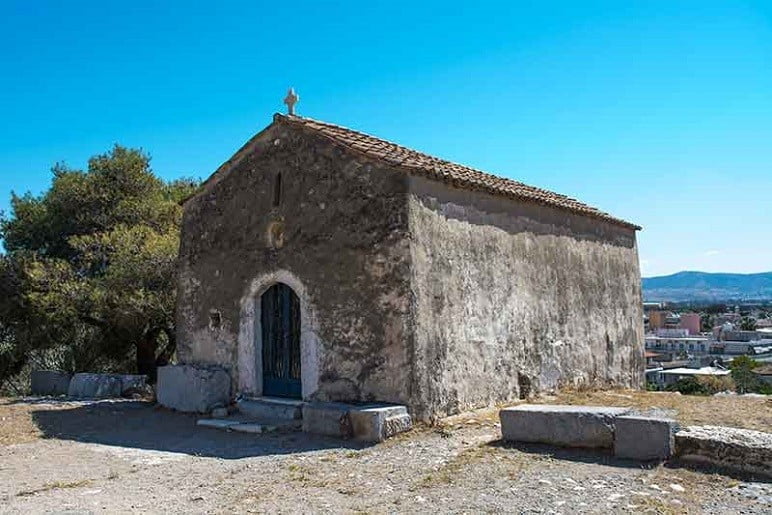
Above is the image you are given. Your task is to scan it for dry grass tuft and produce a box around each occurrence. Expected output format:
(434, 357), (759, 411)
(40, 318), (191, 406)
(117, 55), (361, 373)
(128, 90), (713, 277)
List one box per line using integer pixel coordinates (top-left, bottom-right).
(441, 389), (770, 432)
(417, 443), (531, 488)
(631, 495), (689, 515)
(0, 398), (44, 445)
(285, 463), (329, 488)
(16, 479), (92, 497)
(546, 389), (771, 432)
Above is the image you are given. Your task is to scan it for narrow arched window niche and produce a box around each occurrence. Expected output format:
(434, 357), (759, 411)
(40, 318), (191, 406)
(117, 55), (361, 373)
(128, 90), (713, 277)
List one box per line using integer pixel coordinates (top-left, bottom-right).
(272, 172), (282, 207)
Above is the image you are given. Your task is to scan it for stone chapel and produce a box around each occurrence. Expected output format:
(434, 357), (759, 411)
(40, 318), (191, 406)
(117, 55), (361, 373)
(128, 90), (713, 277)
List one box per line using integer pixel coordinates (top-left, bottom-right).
(159, 98), (644, 422)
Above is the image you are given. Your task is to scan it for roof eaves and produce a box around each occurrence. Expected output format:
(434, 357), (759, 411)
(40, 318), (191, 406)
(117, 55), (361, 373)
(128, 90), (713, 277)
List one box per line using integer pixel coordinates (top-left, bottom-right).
(277, 114), (641, 231)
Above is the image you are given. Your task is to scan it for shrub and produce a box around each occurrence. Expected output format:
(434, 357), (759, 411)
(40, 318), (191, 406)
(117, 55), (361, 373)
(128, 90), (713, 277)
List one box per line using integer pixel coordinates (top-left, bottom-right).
(730, 356), (761, 394)
(666, 377), (709, 395)
(664, 375), (735, 395)
(695, 375), (735, 394)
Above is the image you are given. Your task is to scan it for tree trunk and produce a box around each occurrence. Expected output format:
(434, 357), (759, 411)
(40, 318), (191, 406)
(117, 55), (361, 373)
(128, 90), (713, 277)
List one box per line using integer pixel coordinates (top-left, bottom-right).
(136, 327), (162, 381)
(155, 326), (176, 368)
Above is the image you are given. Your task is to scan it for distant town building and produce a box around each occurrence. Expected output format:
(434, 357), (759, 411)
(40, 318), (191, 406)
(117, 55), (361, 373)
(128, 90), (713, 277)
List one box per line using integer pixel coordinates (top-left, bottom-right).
(642, 305), (772, 389)
(715, 339), (772, 356)
(648, 311), (680, 330)
(754, 318), (772, 329)
(753, 365), (772, 385)
(720, 329), (771, 342)
(655, 328), (689, 338)
(679, 312), (701, 335)
(716, 312), (742, 326)
(657, 366), (730, 388)
(645, 334), (710, 356)
(648, 311), (666, 330)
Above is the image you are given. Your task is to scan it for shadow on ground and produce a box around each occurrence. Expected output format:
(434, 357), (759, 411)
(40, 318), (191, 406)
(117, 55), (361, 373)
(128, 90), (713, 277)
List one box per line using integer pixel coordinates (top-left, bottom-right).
(488, 439), (649, 470)
(488, 439), (770, 483)
(30, 400), (364, 459)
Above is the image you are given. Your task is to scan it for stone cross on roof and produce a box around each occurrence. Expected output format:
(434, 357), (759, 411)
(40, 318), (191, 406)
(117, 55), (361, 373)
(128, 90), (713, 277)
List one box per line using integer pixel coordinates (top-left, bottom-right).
(284, 88), (299, 116)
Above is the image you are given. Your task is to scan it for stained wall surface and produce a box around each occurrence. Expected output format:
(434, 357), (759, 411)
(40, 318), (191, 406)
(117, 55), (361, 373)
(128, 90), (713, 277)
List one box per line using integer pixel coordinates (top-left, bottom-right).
(407, 175), (644, 419)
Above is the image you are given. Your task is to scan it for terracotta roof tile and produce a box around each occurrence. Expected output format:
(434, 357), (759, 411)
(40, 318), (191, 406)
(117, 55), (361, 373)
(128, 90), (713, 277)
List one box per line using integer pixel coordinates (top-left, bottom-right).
(278, 114), (640, 230)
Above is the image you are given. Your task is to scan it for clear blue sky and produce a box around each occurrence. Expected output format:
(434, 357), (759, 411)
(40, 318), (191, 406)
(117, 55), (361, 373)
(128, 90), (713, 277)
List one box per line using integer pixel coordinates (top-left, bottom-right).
(1, 1), (770, 277)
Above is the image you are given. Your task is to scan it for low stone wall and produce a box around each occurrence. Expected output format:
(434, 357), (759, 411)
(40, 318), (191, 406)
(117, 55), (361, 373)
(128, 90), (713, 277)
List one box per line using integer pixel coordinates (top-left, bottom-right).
(675, 426), (772, 478)
(156, 364), (231, 413)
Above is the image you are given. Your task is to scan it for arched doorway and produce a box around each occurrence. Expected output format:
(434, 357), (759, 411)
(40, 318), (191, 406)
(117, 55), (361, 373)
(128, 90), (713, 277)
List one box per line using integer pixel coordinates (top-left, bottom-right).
(260, 283), (302, 398)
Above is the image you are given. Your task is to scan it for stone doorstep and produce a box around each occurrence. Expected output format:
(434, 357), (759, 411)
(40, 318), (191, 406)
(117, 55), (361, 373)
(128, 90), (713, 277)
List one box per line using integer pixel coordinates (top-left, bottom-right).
(197, 418), (243, 429)
(236, 396), (303, 420)
(199, 398), (412, 442)
(196, 416), (301, 434)
(247, 396), (304, 406)
(302, 402), (412, 442)
(231, 423), (276, 434)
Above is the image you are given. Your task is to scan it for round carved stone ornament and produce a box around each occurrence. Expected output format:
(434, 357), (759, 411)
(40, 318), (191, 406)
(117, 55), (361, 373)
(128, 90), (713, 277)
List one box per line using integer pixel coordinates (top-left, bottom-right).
(266, 221), (285, 249)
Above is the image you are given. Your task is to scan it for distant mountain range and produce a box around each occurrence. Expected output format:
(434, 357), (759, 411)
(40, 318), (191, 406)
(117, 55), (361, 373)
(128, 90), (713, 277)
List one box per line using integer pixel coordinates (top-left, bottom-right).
(642, 271), (772, 302)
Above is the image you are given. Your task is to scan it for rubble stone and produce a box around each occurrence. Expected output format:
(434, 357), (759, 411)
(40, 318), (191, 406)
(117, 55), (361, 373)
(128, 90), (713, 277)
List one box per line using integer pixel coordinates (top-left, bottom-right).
(675, 425), (772, 478)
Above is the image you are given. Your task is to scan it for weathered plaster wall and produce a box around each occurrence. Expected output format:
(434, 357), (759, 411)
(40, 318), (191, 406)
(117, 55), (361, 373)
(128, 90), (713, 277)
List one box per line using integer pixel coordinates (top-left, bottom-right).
(176, 121), (413, 404)
(408, 176), (644, 419)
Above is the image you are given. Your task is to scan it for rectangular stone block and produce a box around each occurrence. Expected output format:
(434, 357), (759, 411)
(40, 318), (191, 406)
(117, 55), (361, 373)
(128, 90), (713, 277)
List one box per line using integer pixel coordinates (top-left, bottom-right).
(301, 402), (352, 438)
(68, 373), (122, 398)
(156, 364), (231, 413)
(30, 370), (72, 396)
(349, 405), (412, 442)
(614, 415), (676, 461)
(500, 404), (630, 448)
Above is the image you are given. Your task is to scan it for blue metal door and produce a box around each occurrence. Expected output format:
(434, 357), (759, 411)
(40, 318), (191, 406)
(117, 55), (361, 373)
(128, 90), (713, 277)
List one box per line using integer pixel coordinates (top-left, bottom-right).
(261, 283), (302, 398)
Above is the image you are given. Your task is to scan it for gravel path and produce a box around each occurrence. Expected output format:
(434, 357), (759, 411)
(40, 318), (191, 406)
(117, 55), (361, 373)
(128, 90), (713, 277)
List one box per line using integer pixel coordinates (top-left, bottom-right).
(0, 399), (769, 513)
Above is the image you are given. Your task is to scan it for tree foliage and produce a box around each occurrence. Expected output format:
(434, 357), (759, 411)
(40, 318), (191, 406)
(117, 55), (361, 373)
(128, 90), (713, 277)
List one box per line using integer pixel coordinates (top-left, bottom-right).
(730, 355), (761, 394)
(665, 375), (735, 396)
(0, 145), (199, 387)
(739, 316), (757, 331)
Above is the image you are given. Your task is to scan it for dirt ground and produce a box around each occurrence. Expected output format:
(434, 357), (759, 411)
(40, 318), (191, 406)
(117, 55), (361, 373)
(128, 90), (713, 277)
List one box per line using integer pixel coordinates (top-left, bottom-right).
(0, 393), (770, 514)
